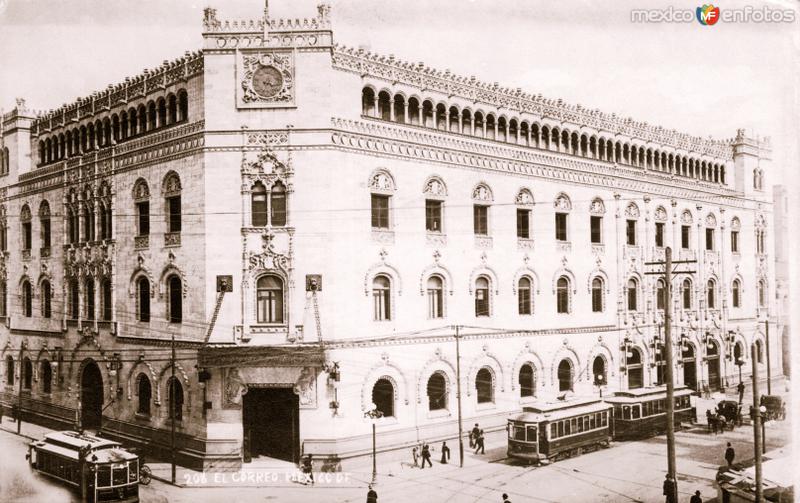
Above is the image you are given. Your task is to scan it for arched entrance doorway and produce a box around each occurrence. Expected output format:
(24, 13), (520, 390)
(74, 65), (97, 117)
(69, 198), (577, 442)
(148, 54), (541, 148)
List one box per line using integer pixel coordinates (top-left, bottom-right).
(557, 359), (573, 392)
(706, 340), (721, 391)
(80, 361), (104, 430)
(682, 343), (697, 390)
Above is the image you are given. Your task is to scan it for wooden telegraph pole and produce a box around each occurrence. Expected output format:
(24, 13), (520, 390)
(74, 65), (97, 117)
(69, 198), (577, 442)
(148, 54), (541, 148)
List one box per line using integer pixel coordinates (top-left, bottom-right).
(646, 247), (696, 499)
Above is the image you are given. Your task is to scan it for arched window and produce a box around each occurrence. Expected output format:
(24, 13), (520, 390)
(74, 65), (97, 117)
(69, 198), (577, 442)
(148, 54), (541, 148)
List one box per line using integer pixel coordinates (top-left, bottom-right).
(361, 87), (376, 116)
(21, 280), (32, 317)
(41, 280), (52, 318)
(81, 191), (95, 242)
(178, 90), (189, 122)
(168, 94), (178, 124)
(682, 279), (692, 310)
(23, 357), (32, 390)
(134, 179), (150, 237)
(39, 201), (51, 249)
(167, 376), (184, 422)
(372, 378), (394, 417)
(733, 342), (744, 365)
(84, 278), (95, 320)
(474, 276), (490, 317)
(592, 356), (606, 386)
(251, 182), (267, 226)
(706, 280), (716, 309)
(427, 372), (447, 411)
(137, 277), (150, 322)
(41, 360), (52, 394)
(627, 278), (638, 311)
(372, 275), (391, 321)
(556, 277), (570, 314)
(758, 280), (766, 307)
(167, 275), (182, 324)
(426, 275), (444, 319)
(557, 359), (572, 392)
(755, 340), (764, 363)
(256, 275), (283, 323)
(475, 367), (494, 403)
(518, 277), (532, 315)
(591, 277), (604, 313)
(0, 281), (6, 317)
(101, 279), (112, 321)
(136, 373), (151, 415)
(519, 364), (535, 398)
(627, 347), (644, 389)
(656, 279), (666, 311)
(99, 201), (112, 240)
(164, 173), (182, 234)
(5, 355), (13, 385)
(271, 181), (287, 226)
(20, 204), (31, 251)
(69, 278), (79, 319)
(732, 279), (741, 308)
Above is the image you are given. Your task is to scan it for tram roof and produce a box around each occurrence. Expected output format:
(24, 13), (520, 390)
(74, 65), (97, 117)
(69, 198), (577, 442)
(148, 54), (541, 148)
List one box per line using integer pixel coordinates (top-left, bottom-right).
(511, 397), (611, 422)
(605, 386), (693, 403)
(40, 431), (121, 451)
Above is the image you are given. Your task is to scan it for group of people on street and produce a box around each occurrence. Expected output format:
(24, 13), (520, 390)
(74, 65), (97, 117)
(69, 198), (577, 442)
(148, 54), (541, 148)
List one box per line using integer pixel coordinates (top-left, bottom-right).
(470, 423), (485, 454)
(664, 475), (705, 503)
(411, 441), (451, 468)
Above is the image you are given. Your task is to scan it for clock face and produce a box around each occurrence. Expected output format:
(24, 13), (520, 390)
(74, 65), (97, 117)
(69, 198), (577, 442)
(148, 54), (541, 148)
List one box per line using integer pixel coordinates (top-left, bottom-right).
(251, 65), (284, 98)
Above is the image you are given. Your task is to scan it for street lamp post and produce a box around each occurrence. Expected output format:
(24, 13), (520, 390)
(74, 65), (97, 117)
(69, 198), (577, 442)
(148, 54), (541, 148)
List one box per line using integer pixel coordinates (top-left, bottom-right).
(364, 402), (383, 484)
(759, 405), (767, 455)
(595, 374), (604, 398)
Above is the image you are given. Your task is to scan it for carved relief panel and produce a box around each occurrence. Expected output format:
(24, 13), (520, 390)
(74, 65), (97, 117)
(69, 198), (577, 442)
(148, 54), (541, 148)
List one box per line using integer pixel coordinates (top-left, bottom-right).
(237, 50), (295, 109)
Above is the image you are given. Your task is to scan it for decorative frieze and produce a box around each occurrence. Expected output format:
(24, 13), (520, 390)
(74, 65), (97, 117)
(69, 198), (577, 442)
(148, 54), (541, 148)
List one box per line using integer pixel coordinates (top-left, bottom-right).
(134, 236), (149, 250)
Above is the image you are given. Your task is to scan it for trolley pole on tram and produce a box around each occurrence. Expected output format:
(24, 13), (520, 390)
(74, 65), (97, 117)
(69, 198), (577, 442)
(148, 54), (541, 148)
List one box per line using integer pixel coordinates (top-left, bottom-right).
(171, 332), (176, 484)
(646, 247), (696, 499)
(454, 325), (464, 468)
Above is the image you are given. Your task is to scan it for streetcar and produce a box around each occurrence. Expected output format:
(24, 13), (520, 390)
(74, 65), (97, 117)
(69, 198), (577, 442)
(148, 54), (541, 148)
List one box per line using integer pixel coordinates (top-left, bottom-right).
(27, 431), (140, 502)
(507, 397), (612, 464)
(605, 386), (694, 440)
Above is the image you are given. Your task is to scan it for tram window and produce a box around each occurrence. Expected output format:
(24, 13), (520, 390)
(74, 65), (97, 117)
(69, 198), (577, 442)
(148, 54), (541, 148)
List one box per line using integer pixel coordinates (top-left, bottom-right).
(622, 406), (631, 420)
(584, 417), (590, 431)
(527, 425), (537, 442)
(589, 415), (596, 429)
(643, 402), (651, 416)
(601, 412), (608, 427)
(113, 466), (128, 486)
(559, 421), (565, 437)
(632, 406), (641, 419)
(512, 425), (526, 441)
(576, 418), (583, 433)
(97, 465), (111, 487)
(551, 423), (557, 439)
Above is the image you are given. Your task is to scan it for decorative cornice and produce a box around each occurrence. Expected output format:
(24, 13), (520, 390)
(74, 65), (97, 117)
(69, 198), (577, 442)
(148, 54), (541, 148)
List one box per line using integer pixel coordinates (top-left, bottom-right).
(333, 45), (743, 160)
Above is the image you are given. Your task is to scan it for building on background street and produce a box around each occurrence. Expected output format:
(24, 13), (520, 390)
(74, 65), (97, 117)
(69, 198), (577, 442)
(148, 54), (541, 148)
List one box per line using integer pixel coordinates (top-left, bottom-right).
(0, 1), (784, 471)
(773, 185), (790, 380)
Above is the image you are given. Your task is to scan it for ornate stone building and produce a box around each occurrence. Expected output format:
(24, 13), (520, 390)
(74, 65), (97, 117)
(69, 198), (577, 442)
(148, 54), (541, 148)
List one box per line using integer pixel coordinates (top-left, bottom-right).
(0, 2), (782, 471)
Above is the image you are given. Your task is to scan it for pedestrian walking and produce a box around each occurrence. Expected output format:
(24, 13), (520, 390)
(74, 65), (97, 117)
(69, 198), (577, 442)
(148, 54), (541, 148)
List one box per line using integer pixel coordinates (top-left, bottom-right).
(411, 446), (419, 467)
(690, 490), (703, 503)
(366, 484), (378, 503)
(737, 382), (745, 404)
(724, 442), (735, 467)
(470, 423), (480, 448)
(662, 474), (676, 503)
(440, 441), (450, 464)
(420, 443), (433, 468)
(301, 454), (314, 485)
(705, 410), (713, 433)
(474, 429), (485, 454)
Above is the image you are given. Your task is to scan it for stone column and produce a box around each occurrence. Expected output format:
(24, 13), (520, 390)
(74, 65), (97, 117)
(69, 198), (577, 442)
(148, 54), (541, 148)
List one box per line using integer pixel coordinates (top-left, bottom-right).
(389, 99), (396, 122)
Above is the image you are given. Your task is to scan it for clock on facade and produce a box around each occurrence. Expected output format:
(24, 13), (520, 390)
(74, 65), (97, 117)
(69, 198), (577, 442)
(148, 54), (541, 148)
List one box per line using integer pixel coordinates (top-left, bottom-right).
(251, 65), (284, 98)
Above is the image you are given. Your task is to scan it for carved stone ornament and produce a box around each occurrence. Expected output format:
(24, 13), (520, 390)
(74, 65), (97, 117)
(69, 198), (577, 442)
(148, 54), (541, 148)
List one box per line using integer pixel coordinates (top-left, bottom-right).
(424, 177), (447, 197)
(730, 217), (741, 231)
(681, 210), (693, 225)
(248, 230), (290, 274)
(369, 170), (395, 192)
(625, 202), (640, 219)
(705, 213), (717, 228)
(654, 206), (668, 222)
(589, 198), (605, 215)
(515, 188), (534, 206)
(239, 51), (295, 108)
(293, 366), (316, 407)
(224, 368), (247, 408)
(553, 193), (572, 211)
(472, 183), (493, 202)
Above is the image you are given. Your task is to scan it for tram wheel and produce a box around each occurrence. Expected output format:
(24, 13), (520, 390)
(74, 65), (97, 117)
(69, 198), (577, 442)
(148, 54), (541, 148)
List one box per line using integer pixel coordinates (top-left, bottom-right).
(140, 465), (152, 486)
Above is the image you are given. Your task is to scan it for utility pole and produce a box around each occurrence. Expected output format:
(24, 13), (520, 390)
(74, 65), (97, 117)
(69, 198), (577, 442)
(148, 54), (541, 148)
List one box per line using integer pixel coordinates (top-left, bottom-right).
(764, 320), (771, 395)
(645, 247), (696, 499)
(16, 354), (23, 434)
(171, 332), (176, 484)
(751, 343), (763, 502)
(454, 325), (464, 468)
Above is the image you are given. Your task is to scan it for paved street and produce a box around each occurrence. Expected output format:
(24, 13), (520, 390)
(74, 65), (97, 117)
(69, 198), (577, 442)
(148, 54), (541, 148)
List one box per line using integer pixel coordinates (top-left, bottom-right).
(0, 412), (791, 503)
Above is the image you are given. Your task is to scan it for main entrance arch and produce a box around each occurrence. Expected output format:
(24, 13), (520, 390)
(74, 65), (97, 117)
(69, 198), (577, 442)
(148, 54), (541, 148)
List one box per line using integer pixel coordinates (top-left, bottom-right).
(80, 361), (104, 430)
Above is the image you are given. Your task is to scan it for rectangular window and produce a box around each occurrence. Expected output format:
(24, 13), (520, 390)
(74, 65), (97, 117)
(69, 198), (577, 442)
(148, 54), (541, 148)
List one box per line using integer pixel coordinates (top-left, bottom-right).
(731, 231), (739, 252)
(681, 225), (690, 249)
(516, 209), (530, 239)
(426, 200), (442, 232)
(137, 201), (150, 236)
(626, 220), (636, 245)
(591, 286), (603, 313)
(655, 222), (664, 248)
(518, 287), (531, 315)
(371, 194), (390, 229)
(427, 289), (443, 319)
(473, 205), (488, 236)
(475, 288), (489, 317)
(555, 213), (568, 241)
(257, 289), (284, 323)
(705, 228), (714, 251)
(373, 289), (390, 321)
(590, 216), (602, 244)
(167, 195), (181, 233)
